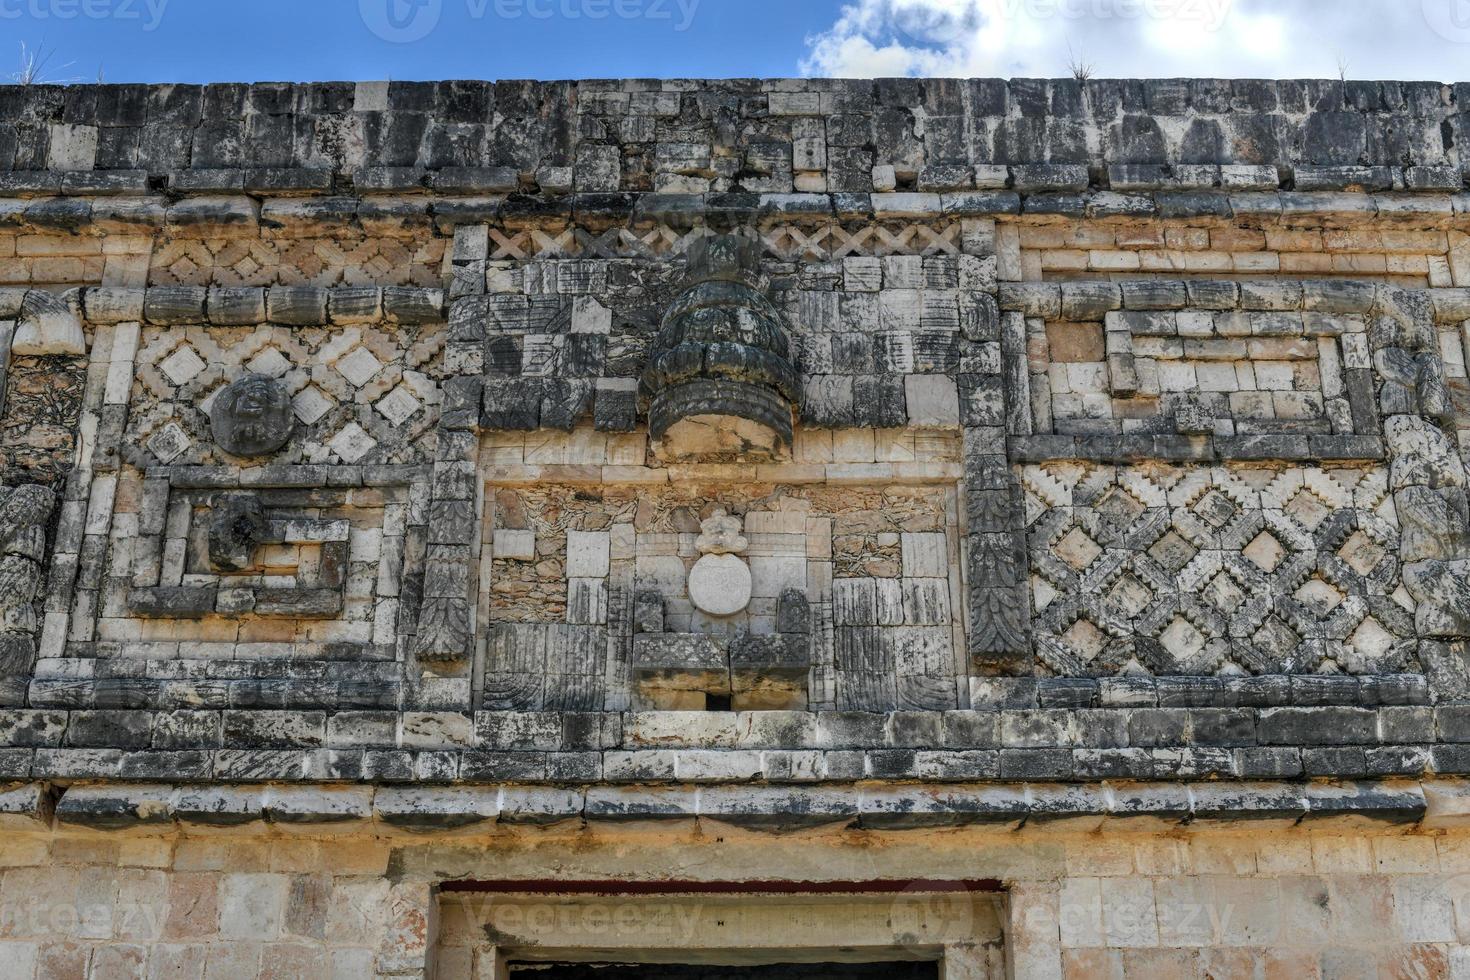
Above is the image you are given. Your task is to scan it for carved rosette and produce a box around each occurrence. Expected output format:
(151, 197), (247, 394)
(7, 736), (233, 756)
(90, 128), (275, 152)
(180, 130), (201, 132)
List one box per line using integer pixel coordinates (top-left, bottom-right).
(640, 235), (801, 462)
(209, 374), (296, 458)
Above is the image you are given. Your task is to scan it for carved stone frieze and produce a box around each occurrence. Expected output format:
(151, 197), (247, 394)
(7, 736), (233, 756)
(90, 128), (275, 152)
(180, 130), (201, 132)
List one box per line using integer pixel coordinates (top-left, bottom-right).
(1022, 462), (1415, 676)
(641, 235), (802, 462)
(11, 289), (85, 357)
(0, 484), (54, 638)
(1386, 417), (1470, 639)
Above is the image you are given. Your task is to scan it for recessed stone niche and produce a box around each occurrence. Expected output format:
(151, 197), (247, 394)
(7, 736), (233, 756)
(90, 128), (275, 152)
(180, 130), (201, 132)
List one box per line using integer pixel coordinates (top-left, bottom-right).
(480, 427), (967, 712)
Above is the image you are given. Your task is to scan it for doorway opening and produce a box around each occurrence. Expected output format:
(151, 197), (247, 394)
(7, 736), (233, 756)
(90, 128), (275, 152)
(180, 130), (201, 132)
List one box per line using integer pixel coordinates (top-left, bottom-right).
(437, 881), (1006, 980)
(508, 964), (939, 979)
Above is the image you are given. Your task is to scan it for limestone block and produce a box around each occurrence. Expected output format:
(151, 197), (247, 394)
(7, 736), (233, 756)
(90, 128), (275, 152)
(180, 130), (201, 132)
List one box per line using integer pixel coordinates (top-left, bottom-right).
(749, 555), (807, 600)
(374, 786), (501, 831)
(210, 375), (296, 457)
(11, 289), (85, 355)
(632, 633), (730, 702)
(567, 578), (610, 625)
(731, 633), (809, 674)
(905, 374), (960, 427)
(1385, 416), (1467, 490)
(55, 785), (175, 829)
(493, 529), (535, 561)
(571, 296), (612, 334)
(635, 555), (688, 595)
(902, 532), (949, 578)
(776, 589), (811, 634)
(1405, 560), (1470, 639)
(1396, 486), (1470, 563)
(329, 286), (383, 324)
(207, 493), (267, 572)
(633, 590), (665, 634)
(47, 123), (98, 170)
(205, 287), (274, 332)
(81, 286), (145, 324)
(263, 786), (373, 830)
(875, 578), (906, 626)
(834, 579), (878, 627)
(0, 782), (50, 830)
(172, 785), (265, 826)
(566, 530), (611, 578)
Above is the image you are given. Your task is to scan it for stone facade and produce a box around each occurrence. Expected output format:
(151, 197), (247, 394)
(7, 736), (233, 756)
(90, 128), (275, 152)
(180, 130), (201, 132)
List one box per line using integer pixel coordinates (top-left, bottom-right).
(1, 76), (1470, 977)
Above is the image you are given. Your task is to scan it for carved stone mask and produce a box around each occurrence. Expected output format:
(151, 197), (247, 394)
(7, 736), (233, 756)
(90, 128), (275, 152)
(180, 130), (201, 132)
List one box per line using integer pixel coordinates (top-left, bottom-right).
(210, 375), (295, 457)
(209, 493), (267, 572)
(695, 508), (749, 556)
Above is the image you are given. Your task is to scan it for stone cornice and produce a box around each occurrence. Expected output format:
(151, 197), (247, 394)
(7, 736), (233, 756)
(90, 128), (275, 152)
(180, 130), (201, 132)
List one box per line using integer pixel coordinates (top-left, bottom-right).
(10, 700), (1470, 788)
(9, 776), (1460, 833)
(5, 78), (1470, 190)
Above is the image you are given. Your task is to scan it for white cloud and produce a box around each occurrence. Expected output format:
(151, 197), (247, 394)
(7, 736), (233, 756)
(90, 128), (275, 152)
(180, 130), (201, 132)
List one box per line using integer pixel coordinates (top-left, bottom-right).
(800, 0), (1470, 80)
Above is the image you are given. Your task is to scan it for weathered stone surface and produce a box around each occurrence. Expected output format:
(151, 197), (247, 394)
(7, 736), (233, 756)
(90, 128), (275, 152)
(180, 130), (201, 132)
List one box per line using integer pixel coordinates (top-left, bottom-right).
(687, 554), (752, 618)
(9, 80), (1470, 847)
(642, 235), (800, 462)
(11, 289), (85, 355)
(207, 493), (266, 572)
(0, 485), (54, 693)
(1385, 416), (1465, 491)
(10, 73), (1470, 980)
(209, 374), (296, 457)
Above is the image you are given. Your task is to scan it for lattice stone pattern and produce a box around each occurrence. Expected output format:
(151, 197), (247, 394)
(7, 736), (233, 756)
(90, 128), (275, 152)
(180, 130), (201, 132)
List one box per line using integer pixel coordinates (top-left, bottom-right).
(1023, 462), (1416, 677)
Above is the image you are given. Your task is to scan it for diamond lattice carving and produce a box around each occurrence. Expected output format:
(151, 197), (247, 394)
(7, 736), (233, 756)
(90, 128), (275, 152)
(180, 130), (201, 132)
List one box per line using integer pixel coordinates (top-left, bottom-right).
(1054, 527), (1103, 572)
(159, 345), (206, 387)
(126, 321), (446, 469)
(1024, 463), (1416, 677)
(149, 237), (445, 287)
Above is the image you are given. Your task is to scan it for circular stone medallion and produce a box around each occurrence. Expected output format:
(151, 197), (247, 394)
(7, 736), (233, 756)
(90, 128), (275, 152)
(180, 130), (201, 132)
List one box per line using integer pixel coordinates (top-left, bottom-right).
(210, 374), (296, 458)
(687, 553), (753, 617)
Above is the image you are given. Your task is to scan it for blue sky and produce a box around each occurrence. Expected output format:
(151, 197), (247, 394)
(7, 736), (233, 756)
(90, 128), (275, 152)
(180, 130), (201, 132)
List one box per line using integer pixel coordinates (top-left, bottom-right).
(5, 0), (1470, 84)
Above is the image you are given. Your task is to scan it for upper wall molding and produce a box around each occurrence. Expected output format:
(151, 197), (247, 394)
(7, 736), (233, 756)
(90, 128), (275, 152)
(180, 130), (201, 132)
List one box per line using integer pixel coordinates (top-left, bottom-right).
(3, 78), (1470, 196)
(0, 166), (1466, 201)
(5, 189), (1470, 242)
